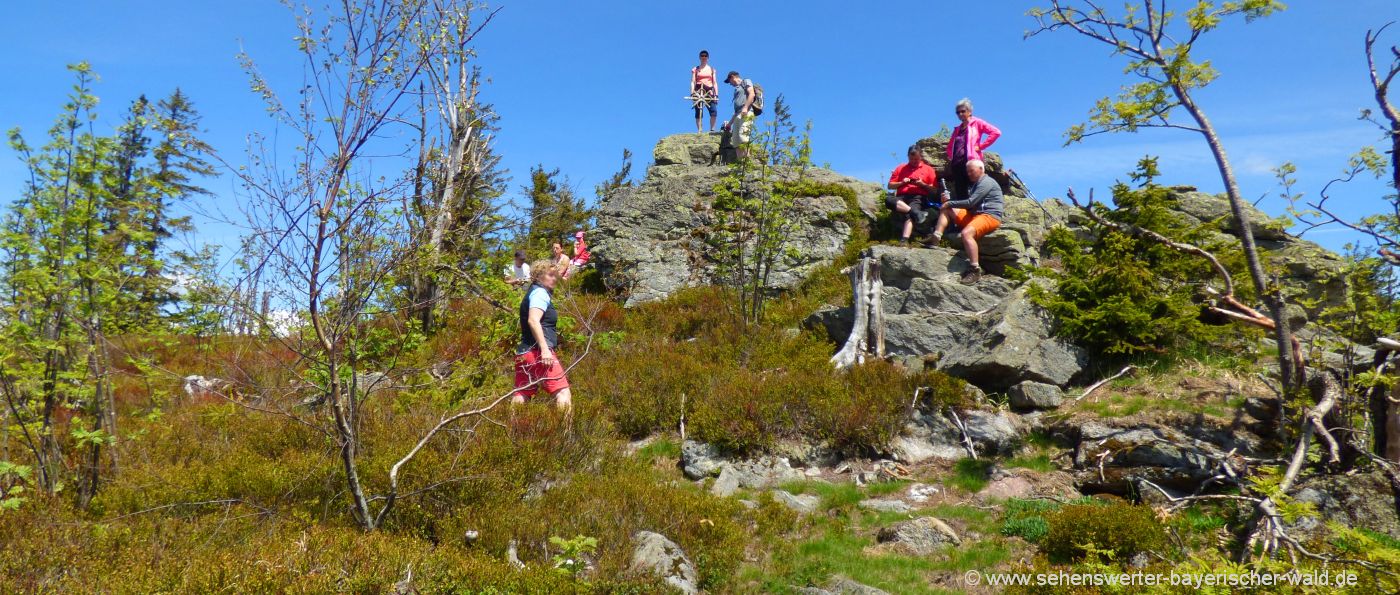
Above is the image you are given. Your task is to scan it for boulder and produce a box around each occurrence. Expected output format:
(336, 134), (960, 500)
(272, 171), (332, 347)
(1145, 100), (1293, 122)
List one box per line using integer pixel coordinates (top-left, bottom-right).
(629, 531), (699, 594)
(1292, 471), (1400, 539)
(711, 456), (804, 497)
(858, 498), (913, 514)
(593, 134), (881, 306)
(1068, 421), (1232, 494)
(680, 440), (726, 480)
(812, 246), (1086, 390)
(875, 516), (961, 555)
(961, 410), (1024, 456)
(1008, 381), (1064, 411)
(1167, 189), (1292, 242)
(653, 133), (721, 167)
(800, 576), (892, 595)
(887, 414), (967, 464)
(773, 490), (822, 515)
(939, 284), (1087, 389)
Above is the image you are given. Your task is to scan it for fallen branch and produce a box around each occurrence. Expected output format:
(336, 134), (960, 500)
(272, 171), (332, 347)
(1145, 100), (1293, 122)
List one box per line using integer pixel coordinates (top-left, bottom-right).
(1075, 365), (1136, 401)
(946, 408), (977, 460)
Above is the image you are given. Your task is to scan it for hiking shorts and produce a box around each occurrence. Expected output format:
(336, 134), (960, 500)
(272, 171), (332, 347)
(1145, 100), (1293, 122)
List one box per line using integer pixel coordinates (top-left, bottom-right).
(729, 114), (752, 143)
(885, 194), (928, 223)
(513, 347), (570, 399)
(693, 95), (718, 118)
(951, 209), (1001, 240)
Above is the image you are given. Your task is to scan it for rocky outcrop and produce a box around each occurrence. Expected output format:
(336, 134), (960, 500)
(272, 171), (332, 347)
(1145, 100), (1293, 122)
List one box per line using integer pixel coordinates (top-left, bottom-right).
(593, 133), (882, 306)
(809, 245), (1086, 390)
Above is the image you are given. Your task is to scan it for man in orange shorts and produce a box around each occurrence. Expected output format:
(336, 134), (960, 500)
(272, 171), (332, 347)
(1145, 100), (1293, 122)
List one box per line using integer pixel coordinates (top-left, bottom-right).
(924, 159), (1003, 285)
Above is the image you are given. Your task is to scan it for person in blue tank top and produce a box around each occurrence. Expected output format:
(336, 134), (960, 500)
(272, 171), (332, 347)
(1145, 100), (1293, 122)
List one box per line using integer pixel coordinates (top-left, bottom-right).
(511, 262), (572, 411)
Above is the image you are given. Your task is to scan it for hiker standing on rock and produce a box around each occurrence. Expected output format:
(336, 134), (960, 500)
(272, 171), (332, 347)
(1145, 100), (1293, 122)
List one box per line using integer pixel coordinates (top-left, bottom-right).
(724, 71), (757, 160)
(690, 50), (719, 133)
(925, 159), (1003, 285)
(886, 145), (940, 244)
(512, 262), (573, 411)
(945, 98), (1001, 200)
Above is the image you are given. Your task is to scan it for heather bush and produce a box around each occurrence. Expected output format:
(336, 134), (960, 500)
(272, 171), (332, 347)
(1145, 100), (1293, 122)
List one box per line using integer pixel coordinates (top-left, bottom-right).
(1042, 500), (1168, 562)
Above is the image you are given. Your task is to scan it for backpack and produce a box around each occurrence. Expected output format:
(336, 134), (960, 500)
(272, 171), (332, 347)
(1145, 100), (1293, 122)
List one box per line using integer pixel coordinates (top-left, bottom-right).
(750, 83), (765, 116)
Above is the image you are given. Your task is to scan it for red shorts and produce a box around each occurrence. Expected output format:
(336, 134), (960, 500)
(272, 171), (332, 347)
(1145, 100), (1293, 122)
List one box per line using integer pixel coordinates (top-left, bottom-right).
(513, 348), (570, 398)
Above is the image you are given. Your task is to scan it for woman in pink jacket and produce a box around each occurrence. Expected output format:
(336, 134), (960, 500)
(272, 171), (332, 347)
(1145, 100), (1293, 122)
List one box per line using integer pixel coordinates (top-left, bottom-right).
(944, 98), (1001, 200)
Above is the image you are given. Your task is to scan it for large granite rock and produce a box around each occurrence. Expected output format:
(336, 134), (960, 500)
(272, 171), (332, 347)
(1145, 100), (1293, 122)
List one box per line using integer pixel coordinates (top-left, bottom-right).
(807, 245), (1086, 390)
(593, 134), (882, 306)
(1166, 187), (1292, 242)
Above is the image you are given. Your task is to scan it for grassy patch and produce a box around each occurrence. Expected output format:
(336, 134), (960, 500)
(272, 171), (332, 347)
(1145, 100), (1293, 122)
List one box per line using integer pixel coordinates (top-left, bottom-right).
(1005, 453), (1055, 472)
(781, 480), (865, 511)
(751, 527), (948, 595)
(635, 437), (681, 462)
(947, 458), (993, 493)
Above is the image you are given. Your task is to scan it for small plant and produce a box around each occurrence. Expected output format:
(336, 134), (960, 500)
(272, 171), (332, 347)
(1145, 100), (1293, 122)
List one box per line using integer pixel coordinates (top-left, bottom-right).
(1043, 500), (1168, 562)
(0, 461), (32, 513)
(549, 534), (598, 578)
(1000, 498), (1064, 543)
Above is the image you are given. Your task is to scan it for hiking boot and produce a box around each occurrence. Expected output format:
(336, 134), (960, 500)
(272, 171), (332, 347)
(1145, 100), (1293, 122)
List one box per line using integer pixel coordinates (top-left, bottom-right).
(919, 235), (941, 248)
(959, 265), (983, 285)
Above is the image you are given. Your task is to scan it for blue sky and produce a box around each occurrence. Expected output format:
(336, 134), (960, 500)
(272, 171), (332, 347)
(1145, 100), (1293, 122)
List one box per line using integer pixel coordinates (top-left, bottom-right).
(1, 0), (1397, 260)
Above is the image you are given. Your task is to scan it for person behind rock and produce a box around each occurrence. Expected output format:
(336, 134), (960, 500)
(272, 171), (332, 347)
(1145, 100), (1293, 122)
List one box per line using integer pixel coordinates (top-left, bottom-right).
(723, 71), (756, 159)
(690, 50), (719, 133)
(886, 145), (940, 243)
(511, 262), (572, 411)
(945, 98), (1001, 200)
(925, 159), (1003, 285)
(566, 230), (590, 278)
(504, 249), (531, 288)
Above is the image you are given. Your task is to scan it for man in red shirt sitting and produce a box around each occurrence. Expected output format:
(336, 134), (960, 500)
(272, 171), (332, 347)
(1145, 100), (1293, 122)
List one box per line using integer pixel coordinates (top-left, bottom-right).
(886, 145), (940, 243)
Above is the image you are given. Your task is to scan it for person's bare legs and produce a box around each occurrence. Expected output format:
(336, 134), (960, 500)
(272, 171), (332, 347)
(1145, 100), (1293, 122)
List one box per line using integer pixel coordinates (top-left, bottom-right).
(961, 228), (980, 268)
(553, 387), (572, 411)
(708, 112), (716, 131)
(931, 206), (954, 238)
(892, 200), (914, 239)
(696, 114), (703, 134)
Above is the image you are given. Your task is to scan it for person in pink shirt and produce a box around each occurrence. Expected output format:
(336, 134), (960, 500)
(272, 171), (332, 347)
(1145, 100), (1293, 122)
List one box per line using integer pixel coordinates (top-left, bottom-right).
(945, 98), (1001, 200)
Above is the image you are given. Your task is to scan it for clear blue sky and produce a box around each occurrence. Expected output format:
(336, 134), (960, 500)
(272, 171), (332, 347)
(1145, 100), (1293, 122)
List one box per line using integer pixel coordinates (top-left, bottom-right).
(1, 1), (1396, 260)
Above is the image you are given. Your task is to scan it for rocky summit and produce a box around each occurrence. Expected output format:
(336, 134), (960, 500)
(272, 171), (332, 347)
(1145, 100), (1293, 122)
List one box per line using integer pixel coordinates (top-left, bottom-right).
(592, 133), (882, 306)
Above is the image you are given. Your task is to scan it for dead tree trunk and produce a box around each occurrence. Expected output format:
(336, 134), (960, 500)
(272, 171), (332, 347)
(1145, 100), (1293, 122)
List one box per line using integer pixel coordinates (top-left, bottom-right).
(832, 257), (884, 369)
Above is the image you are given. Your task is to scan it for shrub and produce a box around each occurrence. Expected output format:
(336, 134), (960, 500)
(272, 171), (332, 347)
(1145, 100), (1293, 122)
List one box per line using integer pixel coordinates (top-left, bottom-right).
(1028, 159), (1251, 358)
(1042, 500), (1168, 562)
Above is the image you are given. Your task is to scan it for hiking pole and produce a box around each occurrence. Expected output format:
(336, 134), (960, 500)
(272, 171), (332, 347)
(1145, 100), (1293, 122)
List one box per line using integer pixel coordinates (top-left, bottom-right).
(1006, 168), (1056, 221)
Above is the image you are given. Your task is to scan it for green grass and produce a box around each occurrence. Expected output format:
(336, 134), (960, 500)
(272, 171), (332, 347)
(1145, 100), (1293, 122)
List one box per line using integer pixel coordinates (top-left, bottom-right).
(1077, 393), (1231, 418)
(865, 480), (910, 498)
(634, 437), (681, 462)
(1005, 453), (1055, 472)
(749, 526), (954, 595)
(947, 458), (993, 493)
(780, 480), (865, 511)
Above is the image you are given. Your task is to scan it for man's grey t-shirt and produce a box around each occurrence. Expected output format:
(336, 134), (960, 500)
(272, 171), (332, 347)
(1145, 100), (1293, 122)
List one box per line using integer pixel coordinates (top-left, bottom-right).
(732, 78), (753, 114)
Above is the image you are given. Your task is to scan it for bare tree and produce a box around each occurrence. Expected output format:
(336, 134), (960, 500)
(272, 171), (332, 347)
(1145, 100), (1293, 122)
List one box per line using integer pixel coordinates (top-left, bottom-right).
(234, 0), (497, 530)
(1029, 0), (1302, 394)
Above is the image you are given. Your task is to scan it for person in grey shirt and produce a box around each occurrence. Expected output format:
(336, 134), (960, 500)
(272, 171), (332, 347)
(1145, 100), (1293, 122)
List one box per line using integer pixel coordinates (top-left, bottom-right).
(723, 71), (756, 159)
(924, 159), (1004, 285)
